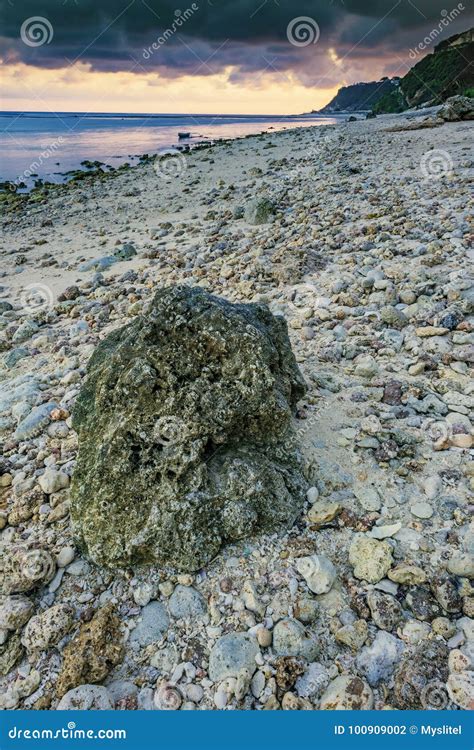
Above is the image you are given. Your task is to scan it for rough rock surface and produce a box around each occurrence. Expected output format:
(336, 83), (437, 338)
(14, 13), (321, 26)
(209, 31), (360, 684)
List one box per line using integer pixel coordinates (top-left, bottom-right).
(70, 286), (307, 571)
(438, 96), (474, 122)
(56, 604), (124, 698)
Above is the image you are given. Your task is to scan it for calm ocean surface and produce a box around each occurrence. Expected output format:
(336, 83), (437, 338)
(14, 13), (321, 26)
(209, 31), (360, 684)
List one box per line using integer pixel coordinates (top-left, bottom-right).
(0, 111), (341, 188)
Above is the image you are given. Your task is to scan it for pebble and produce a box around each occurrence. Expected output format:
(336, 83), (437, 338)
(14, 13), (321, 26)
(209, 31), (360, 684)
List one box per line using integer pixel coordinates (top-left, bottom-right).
(307, 500), (340, 526)
(353, 485), (381, 512)
(447, 672), (474, 710)
(295, 662), (329, 698)
(447, 554), (474, 578)
(306, 486), (319, 503)
(369, 522), (402, 539)
(320, 675), (373, 710)
(410, 501), (434, 519)
(367, 590), (402, 631)
(56, 685), (114, 710)
(295, 554), (336, 595)
(168, 585), (207, 619)
(272, 619), (318, 660)
(388, 564), (426, 585)
(56, 547), (75, 568)
(38, 469), (70, 495)
(349, 536), (393, 583)
(14, 402), (59, 441)
(354, 355), (379, 378)
(21, 604), (74, 652)
(129, 601), (169, 648)
(0, 595), (34, 631)
(209, 632), (259, 681)
(356, 631), (405, 686)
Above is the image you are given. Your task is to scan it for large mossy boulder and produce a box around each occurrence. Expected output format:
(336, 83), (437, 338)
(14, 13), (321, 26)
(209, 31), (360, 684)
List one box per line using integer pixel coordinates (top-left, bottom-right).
(71, 286), (307, 571)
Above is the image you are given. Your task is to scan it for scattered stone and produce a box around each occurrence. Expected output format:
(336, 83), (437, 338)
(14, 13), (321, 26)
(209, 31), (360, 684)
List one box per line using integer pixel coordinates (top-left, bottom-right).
(38, 469), (70, 495)
(357, 631), (404, 686)
(0, 595), (34, 631)
(56, 604), (124, 697)
(0, 634), (23, 676)
(57, 685), (113, 710)
(295, 554), (337, 595)
(244, 197), (275, 225)
(335, 620), (368, 650)
(410, 501), (433, 519)
(367, 590), (402, 631)
(447, 554), (474, 579)
(129, 601), (169, 647)
(349, 536), (393, 583)
(2, 547), (56, 595)
(168, 585), (206, 619)
(295, 662), (329, 699)
(447, 672), (474, 710)
(21, 604), (74, 652)
(272, 618), (318, 660)
(307, 500), (341, 526)
(354, 355), (379, 378)
(431, 576), (462, 614)
(320, 675), (373, 710)
(208, 632), (259, 681)
(57, 547), (75, 568)
(388, 564), (426, 585)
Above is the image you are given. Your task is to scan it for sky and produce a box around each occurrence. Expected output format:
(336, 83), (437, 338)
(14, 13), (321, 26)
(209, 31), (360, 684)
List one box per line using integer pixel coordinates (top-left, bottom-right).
(1, 0), (472, 114)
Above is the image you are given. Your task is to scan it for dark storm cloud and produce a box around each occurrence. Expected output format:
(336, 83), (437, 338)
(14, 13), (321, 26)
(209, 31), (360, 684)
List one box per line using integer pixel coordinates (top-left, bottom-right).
(1, 0), (472, 79)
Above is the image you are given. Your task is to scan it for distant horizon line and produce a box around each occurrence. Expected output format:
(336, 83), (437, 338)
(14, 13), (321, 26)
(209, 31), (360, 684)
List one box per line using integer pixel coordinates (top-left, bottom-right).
(0, 109), (333, 119)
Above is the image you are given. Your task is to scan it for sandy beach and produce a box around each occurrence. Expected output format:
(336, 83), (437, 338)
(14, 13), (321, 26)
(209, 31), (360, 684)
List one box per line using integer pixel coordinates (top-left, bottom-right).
(1, 110), (473, 711)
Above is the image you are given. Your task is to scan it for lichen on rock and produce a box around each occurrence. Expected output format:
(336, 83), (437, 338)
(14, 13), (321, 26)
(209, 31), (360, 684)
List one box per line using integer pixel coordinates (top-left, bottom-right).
(70, 286), (307, 571)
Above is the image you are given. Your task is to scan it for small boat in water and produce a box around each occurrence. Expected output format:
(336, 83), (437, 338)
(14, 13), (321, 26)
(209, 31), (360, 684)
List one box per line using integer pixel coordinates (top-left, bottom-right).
(178, 131), (191, 139)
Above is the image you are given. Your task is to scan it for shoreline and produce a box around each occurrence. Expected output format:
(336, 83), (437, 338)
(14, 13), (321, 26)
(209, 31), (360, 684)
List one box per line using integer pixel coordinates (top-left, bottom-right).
(0, 112), (345, 191)
(0, 109), (473, 711)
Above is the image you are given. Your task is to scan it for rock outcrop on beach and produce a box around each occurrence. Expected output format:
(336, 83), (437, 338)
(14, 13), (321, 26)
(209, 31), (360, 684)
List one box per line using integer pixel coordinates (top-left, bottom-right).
(70, 285), (307, 571)
(437, 95), (474, 121)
